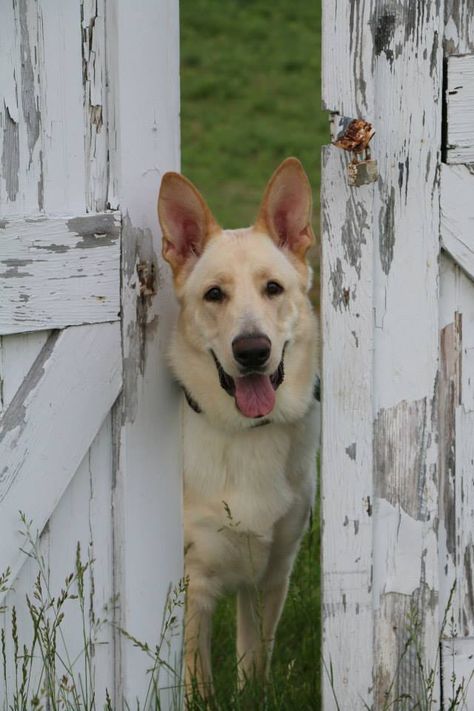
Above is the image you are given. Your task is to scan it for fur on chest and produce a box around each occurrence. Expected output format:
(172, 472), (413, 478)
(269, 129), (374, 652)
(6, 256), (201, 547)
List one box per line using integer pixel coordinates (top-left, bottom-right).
(183, 409), (300, 533)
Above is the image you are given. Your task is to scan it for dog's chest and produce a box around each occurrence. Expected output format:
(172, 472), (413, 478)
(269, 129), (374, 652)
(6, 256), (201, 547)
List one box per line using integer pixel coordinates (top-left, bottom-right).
(183, 411), (297, 535)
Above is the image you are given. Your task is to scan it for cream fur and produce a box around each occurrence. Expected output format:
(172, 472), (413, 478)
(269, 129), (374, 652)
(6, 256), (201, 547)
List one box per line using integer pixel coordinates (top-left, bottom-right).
(159, 159), (320, 697)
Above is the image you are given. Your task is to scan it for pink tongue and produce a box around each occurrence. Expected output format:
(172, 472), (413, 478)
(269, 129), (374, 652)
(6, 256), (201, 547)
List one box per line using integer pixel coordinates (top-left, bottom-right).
(234, 374), (275, 418)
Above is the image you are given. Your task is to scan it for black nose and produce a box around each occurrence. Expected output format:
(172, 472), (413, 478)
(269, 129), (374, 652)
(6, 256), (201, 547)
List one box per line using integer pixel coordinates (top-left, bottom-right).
(232, 334), (271, 370)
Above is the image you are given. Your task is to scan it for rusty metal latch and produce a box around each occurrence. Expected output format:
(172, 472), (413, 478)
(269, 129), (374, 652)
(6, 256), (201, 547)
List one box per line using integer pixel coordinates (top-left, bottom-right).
(137, 261), (156, 298)
(332, 117), (378, 187)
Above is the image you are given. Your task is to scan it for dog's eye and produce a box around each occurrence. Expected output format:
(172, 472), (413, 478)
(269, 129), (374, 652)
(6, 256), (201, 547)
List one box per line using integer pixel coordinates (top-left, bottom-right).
(204, 286), (225, 302)
(265, 281), (284, 297)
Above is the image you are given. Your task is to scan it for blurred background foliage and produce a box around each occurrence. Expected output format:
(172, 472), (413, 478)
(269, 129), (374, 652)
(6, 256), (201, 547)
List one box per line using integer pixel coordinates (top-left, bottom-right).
(180, 1), (326, 707)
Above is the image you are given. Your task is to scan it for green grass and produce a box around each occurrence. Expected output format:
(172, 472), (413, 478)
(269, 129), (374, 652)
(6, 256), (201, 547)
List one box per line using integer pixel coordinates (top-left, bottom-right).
(206, 492), (321, 710)
(180, 2), (326, 707)
(180, 0), (328, 306)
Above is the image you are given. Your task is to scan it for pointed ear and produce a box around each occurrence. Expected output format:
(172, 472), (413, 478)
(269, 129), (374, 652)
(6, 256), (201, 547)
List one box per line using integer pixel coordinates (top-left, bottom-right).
(255, 158), (314, 259)
(158, 172), (220, 274)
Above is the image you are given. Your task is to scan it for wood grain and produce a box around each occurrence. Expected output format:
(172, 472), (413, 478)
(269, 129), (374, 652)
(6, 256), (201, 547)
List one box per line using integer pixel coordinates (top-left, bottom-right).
(0, 213), (120, 334)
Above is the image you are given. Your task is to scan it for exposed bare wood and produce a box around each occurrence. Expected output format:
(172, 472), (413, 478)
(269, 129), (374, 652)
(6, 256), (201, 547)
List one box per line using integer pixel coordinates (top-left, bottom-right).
(439, 254), (474, 703)
(444, 0), (474, 55)
(82, 0), (109, 211)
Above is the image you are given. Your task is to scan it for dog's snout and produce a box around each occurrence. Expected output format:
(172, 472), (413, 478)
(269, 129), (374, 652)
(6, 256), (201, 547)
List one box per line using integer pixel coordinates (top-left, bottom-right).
(232, 334), (271, 370)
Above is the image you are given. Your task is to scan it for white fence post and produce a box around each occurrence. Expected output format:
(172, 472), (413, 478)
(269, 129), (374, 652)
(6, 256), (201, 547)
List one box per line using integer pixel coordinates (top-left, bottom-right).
(108, 0), (183, 703)
(322, 1), (444, 705)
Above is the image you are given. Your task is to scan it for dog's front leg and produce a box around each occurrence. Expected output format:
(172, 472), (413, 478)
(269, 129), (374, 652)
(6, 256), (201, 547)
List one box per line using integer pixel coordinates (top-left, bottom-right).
(184, 580), (215, 700)
(236, 585), (264, 685)
(237, 576), (290, 686)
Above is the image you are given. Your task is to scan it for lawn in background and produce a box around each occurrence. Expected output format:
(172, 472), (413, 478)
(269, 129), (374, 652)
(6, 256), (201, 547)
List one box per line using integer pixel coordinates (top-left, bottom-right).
(180, 2), (326, 707)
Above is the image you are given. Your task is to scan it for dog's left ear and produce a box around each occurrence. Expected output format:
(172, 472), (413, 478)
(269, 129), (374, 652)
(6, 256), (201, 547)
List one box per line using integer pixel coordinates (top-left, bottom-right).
(158, 172), (220, 275)
(255, 157), (314, 260)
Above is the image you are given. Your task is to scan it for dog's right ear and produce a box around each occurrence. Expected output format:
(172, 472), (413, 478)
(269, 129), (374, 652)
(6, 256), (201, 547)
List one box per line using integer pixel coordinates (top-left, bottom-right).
(158, 172), (220, 275)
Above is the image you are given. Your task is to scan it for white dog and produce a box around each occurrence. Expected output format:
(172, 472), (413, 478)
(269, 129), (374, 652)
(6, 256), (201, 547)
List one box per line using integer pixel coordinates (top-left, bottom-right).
(158, 158), (320, 695)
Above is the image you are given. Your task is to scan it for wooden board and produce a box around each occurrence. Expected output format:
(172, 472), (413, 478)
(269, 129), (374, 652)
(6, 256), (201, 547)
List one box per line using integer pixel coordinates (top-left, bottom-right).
(0, 213), (120, 334)
(439, 254), (474, 708)
(0, 0), (86, 218)
(441, 164), (474, 281)
(106, 0), (183, 703)
(1, 415), (115, 707)
(0, 331), (50, 411)
(0, 323), (122, 590)
(446, 54), (474, 164)
(322, 1), (443, 706)
(321, 146), (374, 708)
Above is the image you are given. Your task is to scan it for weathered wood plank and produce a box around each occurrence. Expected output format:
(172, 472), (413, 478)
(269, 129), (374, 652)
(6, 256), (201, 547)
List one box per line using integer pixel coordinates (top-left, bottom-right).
(0, 331), (50, 411)
(0, 416), (115, 707)
(441, 165), (474, 281)
(441, 638), (474, 709)
(0, 323), (122, 593)
(0, 213), (120, 334)
(44, 414), (115, 706)
(0, 0), (86, 217)
(370, 0), (442, 702)
(444, 0), (474, 55)
(321, 0), (374, 116)
(321, 146), (374, 709)
(446, 55), (474, 164)
(107, 0), (183, 703)
(82, 0), (109, 212)
(439, 256), (474, 661)
(322, 0), (443, 705)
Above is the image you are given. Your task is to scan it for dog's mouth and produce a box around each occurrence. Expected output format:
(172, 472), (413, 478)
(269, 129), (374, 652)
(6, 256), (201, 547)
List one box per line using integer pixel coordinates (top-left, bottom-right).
(211, 348), (286, 419)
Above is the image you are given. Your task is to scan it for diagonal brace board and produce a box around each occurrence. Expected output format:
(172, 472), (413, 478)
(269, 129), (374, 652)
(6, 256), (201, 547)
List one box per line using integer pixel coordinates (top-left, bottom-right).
(441, 164), (474, 282)
(0, 323), (122, 592)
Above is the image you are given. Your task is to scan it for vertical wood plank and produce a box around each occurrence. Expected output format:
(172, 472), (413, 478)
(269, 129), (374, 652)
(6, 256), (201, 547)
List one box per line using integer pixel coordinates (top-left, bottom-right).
(321, 146), (374, 709)
(321, 0), (374, 116)
(445, 56), (474, 164)
(1, 416), (115, 707)
(81, 0), (109, 211)
(0, 0), (86, 217)
(322, 0), (444, 704)
(439, 254), (474, 702)
(39, 0), (85, 215)
(107, 0), (182, 704)
(371, 2), (443, 704)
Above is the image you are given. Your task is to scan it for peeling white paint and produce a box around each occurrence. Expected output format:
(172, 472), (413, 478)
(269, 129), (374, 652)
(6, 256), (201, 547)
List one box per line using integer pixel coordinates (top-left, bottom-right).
(0, 213), (120, 334)
(0, 0), (181, 705)
(322, 0), (443, 706)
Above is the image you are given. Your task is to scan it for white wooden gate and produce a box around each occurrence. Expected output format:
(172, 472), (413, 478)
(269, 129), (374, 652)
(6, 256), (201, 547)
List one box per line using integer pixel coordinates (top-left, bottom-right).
(322, 0), (474, 708)
(0, 0), (182, 705)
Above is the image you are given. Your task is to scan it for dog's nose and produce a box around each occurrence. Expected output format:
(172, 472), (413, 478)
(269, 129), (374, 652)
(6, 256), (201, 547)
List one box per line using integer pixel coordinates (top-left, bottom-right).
(232, 334), (271, 370)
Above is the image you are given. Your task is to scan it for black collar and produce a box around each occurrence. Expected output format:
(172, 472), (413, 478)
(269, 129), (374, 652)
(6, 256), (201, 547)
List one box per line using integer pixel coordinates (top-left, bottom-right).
(183, 386), (202, 414)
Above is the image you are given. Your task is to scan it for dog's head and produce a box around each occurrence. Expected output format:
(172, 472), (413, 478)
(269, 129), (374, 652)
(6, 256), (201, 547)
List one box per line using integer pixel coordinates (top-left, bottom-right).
(158, 158), (318, 427)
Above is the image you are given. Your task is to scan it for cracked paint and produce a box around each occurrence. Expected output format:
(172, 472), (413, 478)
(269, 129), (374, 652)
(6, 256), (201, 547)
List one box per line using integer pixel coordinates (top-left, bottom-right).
(19, 0), (41, 164)
(0, 331), (59, 454)
(378, 186), (395, 275)
(121, 214), (160, 424)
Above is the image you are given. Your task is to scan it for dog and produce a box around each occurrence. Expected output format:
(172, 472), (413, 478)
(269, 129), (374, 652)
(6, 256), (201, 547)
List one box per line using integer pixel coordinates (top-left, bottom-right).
(157, 157), (320, 696)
